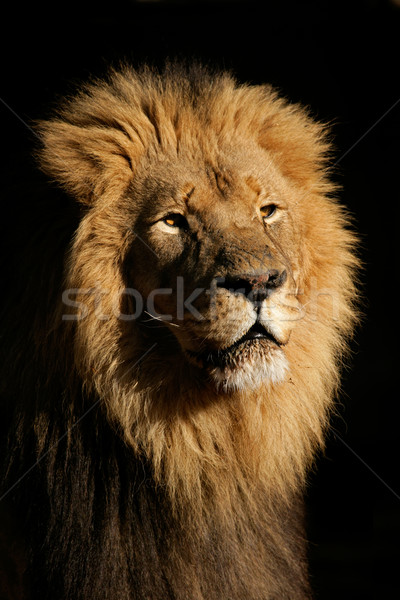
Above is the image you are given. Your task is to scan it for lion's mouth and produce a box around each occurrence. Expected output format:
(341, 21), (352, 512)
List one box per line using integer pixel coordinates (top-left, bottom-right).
(187, 321), (280, 369)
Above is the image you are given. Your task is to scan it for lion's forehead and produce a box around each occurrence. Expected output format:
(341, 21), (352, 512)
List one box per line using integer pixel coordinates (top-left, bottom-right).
(137, 145), (289, 219)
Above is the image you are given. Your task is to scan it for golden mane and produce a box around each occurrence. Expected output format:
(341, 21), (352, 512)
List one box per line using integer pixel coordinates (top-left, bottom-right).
(0, 63), (359, 599)
(39, 64), (358, 517)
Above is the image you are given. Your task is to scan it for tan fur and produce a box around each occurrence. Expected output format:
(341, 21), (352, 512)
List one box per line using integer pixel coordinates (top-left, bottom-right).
(37, 63), (359, 532)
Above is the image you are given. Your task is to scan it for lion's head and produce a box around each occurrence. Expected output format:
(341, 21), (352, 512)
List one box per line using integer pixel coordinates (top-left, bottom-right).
(124, 140), (303, 393)
(38, 64), (358, 518)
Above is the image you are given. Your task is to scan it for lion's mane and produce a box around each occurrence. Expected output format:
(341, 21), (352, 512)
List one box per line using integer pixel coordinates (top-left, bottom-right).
(0, 63), (359, 600)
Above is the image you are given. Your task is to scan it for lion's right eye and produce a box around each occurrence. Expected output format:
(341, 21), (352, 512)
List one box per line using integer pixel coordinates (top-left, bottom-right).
(260, 204), (277, 220)
(162, 214), (188, 229)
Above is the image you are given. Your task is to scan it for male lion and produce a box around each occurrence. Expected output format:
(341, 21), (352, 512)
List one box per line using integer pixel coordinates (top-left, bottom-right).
(0, 64), (358, 599)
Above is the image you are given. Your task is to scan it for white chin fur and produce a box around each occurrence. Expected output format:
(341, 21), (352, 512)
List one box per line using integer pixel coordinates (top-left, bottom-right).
(210, 348), (288, 393)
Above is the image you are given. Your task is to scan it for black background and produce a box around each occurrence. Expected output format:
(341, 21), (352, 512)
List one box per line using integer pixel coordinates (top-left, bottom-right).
(1, 1), (399, 598)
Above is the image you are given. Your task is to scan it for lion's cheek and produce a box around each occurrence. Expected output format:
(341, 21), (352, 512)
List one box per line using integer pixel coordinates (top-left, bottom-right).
(258, 294), (302, 346)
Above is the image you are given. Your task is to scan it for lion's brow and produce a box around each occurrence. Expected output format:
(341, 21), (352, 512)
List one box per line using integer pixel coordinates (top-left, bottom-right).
(184, 186), (195, 201)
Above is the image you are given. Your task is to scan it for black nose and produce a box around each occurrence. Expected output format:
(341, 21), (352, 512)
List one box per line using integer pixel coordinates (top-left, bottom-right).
(216, 270), (287, 304)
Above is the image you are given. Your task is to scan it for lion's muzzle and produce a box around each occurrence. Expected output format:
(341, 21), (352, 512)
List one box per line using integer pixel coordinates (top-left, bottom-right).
(216, 269), (288, 307)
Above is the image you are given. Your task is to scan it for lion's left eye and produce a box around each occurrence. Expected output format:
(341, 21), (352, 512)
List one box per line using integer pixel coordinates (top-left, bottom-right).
(260, 204), (277, 220)
(162, 214), (188, 229)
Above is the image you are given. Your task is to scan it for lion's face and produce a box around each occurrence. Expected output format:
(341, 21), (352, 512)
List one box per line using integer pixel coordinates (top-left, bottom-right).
(126, 142), (302, 391)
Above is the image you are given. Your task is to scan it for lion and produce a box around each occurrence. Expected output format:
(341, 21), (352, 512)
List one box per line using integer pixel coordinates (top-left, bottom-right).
(0, 63), (359, 599)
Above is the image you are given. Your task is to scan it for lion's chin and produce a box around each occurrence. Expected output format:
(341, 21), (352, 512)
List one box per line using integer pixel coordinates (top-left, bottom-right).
(211, 342), (289, 392)
(187, 338), (289, 393)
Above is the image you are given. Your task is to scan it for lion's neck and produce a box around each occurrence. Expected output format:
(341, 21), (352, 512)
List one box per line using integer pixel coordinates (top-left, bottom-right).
(131, 472), (311, 600)
(99, 367), (327, 524)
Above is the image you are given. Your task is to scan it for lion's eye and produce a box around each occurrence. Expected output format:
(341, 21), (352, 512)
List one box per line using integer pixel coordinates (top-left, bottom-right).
(260, 204), (277, 220)
(162, 214), (188, 229)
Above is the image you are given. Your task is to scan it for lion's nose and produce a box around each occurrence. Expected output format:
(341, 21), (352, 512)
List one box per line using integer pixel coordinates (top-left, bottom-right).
(216, 270), (287, 304)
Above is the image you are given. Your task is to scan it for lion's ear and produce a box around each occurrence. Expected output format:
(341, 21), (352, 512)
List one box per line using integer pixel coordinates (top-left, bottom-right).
(258, 94), (332, 191)
(37, 120), (141, 205)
